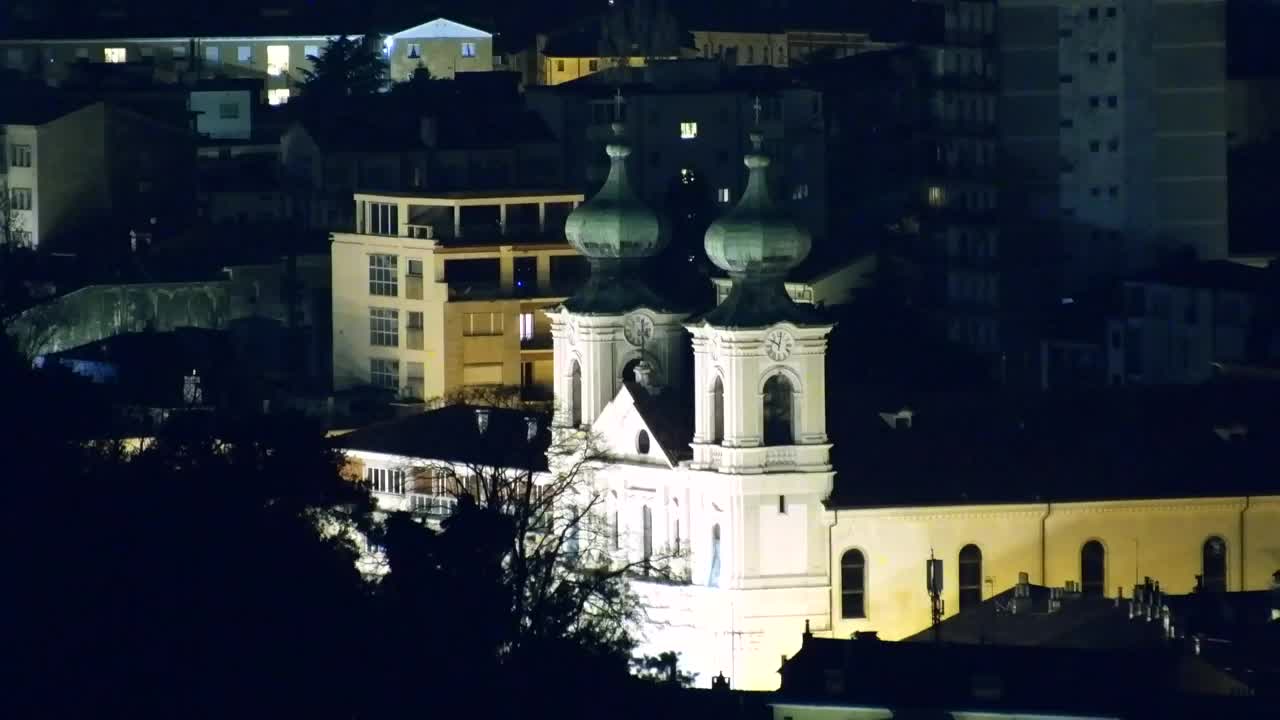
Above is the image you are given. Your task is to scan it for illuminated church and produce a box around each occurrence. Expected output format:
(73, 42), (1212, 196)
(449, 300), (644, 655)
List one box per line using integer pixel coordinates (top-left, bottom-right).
(543, 105), (1280, 691)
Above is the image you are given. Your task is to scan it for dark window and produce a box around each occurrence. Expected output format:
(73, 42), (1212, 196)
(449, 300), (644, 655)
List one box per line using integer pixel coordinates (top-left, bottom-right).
(710, 376), (725, 443)
(636, 430), (650, 455)
(1107, 51), (1117, 63)
(709, 524), (721, 587)
(841, 549), (866, 618)
(1089, 52), (1099, 64)
(642, 505), (653, 565)
(570, 360), (582, 427)
(778, 495), (787, 514)
(1089, 96), (1100, 108)
(1088, 7), (1099, 20)
(1202, 537), (1226, 592)
(514, 256), (537, 296)
(1108, 186), (1119, 198)
(612, 510), (620, 550)
(1081, 540), (1105, 596)
(1059, 74), (1073, 83)
(1060, 118), (1074, 128)
(959, 544), (983, 610)
(1108, 138), (1119, 152)
(444, 258), (500, 287)
(1107, 95), (1117, 108)
(1090, 140), (1101, 152)
(1106, 7), (1117, 17)
(762, 374), (794, 445)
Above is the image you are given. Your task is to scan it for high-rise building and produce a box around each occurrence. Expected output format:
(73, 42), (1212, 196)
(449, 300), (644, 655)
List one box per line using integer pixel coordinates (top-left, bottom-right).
(1000, 0), (1228, 296)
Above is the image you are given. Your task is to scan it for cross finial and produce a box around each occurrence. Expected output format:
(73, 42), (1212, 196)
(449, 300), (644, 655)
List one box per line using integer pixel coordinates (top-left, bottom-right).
(613, 87), (625, 122)
(752, 95), (763, 126)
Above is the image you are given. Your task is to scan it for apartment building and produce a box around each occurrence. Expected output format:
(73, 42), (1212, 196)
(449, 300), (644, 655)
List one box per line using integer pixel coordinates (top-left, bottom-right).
(0, 16), (493, 104)
(1000, 0), (1228, 295)
(331, 189), (586, 402)
(1, 99), (195, 251)
(527, 60), (828, 248)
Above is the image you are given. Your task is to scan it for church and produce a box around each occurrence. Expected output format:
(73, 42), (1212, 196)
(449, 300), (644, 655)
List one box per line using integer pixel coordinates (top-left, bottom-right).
(540, 107), (1280, 691)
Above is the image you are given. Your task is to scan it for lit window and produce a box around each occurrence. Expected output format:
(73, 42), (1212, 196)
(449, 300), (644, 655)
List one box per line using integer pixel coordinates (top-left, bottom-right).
(370, 358), (400, 391)
(172, 45), (187, 58)
(237, 46), (251, 62)
(140, 47), (154, 58)
(104, 48), (127, 63)
(717, 187), (730, 203)
(266, 45), (289, 76)
(369, 307), (400, 347)
(680, 168), (694, 185)
(205, 46), (219, 63)
(301, 44), (318, 60)
(519, 312), (534, 341)
(75, 48), (89, 59)
(461, 42), (476, 58)
(406, 43), (421, 59)
(267, 88), (290, 105)
(680, 121), (698, 139)
(365, 466), (406, 495)
(791, 184), (809, 200)
(368, 254), (399, 296)
(927, 186), (945, 207)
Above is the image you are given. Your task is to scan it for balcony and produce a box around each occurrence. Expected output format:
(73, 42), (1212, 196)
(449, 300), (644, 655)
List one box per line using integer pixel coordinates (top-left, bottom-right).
(689, 443), (832, 474)
(520, 333), (553, 351)
(410, 493), (457, 517)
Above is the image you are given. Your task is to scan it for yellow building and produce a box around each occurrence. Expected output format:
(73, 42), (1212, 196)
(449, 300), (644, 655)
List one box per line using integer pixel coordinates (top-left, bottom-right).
(330, 189), (585, 402)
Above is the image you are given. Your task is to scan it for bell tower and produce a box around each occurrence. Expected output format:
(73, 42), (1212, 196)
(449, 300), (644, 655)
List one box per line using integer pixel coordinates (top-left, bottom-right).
(688, 127), (834, 475)
(549, 94), (689, 429)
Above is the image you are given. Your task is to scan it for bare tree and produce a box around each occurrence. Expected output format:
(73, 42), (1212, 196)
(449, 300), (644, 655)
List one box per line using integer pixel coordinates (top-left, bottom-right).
(395, 417), (685, 658)
(598, 0), (684, 70)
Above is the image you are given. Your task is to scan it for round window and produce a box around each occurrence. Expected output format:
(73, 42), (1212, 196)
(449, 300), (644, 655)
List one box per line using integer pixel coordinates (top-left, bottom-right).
(636, 429), (651, 455)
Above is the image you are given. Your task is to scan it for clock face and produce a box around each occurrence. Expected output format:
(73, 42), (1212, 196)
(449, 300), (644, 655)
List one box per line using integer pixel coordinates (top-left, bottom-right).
(624, 315), (654, 346)
(765, 329), (794, 361)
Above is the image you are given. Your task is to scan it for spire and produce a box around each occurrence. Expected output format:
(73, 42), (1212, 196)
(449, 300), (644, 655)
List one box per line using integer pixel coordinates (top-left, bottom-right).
(700, 114), (821, 328)
(562, 101), (669, 314)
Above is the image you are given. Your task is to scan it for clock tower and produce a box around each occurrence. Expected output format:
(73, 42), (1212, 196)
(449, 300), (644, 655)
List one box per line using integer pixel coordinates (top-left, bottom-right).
(687, 129), (835, 473)
(549, 112), (688, 429)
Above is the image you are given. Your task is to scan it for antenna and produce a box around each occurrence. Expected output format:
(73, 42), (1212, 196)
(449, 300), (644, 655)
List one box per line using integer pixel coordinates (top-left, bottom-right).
(752, 95), (763, 128)
(926, 550), (944, 642)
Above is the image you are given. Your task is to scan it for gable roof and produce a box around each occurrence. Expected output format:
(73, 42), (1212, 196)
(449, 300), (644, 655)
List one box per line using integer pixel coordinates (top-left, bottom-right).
(333, 404), (551, 471)
(392, 18), (491, 40)
(605, 383), (694, 467)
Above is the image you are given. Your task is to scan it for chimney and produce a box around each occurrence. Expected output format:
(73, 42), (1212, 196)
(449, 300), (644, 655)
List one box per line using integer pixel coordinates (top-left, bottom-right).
(1048, 586), (1063, 614)
(1013, 573), (1033, 614)
(711, 672), (730, 691)
(419, 116), (438, 148)
(803, 619), (812, 639)
(475, 408), (491, 435)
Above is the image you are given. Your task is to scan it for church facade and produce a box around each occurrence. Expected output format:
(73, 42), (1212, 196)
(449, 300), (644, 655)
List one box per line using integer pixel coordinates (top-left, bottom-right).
(546, 105), (1280, 692)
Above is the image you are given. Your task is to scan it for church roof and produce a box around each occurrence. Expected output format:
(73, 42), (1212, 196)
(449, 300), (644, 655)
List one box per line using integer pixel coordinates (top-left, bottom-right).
(622, 382), (694, 466)
(332, 404), (551, 471)
(828, 385), (1280, 509)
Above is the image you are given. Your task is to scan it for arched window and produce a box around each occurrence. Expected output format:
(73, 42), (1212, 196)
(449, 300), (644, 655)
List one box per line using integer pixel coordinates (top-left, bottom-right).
(636, 429), (650, 455)
(1202, 537), (1227, 592)
(1081, 540), (1105, 597)
(762, 374), (795, 445)
(642, 505), (653, 566)
(959, 544), (982, 611)
(622, 357), (641, 384)
(711, 376), (725, 444)
(840, 549), (866, 618)
(709, 524), (721, 587)
(569, 360), (582, 427)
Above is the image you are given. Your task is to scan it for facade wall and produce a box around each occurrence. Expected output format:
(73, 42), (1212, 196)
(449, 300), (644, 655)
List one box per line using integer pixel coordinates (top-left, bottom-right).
(690, 31), (789, 67)
(387, 36), (493, 80)
(188, 89), (252, 140)
(542, 55), (651, 86)
(2, 124), (43, 246)
(332, 229), (577, 399)
(36, 105), (109, 252)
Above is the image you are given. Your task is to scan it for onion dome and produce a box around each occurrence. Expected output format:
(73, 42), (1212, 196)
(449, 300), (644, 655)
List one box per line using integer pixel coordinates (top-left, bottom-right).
(700, 132), (824, 328)
(561, 121), (671, 314)
(564, 122), (663, 262)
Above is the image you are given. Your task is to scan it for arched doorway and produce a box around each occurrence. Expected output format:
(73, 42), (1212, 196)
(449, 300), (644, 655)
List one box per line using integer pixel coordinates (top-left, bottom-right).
(762, 374), (794, 445)
(569, 360), (582, 427)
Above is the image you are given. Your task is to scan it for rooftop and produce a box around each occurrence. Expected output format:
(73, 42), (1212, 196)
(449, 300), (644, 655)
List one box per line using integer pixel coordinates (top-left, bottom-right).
(332, 404), (552, 472)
